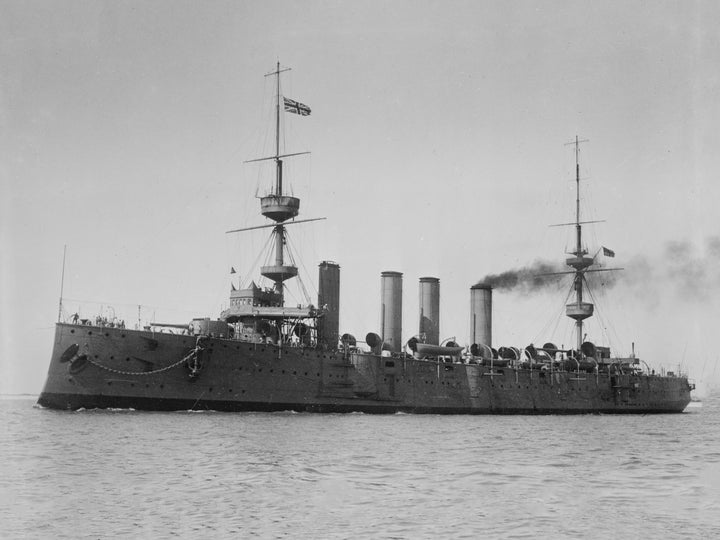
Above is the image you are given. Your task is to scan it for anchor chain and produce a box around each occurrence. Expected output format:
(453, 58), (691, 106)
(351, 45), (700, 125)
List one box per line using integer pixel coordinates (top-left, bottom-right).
(85, 347), (200, 377)
(186, 337), (208, 379)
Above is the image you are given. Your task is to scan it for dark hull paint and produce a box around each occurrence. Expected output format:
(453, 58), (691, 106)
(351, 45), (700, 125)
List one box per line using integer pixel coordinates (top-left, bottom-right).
(36, 392), (690, 415)
(38, 323), (693, 414)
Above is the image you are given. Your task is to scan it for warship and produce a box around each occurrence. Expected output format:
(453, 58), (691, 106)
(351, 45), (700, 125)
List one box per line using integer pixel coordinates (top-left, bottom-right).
(38, 64), (693, 413)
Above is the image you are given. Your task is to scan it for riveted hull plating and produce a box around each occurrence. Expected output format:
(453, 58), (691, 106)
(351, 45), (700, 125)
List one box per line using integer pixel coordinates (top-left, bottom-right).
(38, 324), (692, 414)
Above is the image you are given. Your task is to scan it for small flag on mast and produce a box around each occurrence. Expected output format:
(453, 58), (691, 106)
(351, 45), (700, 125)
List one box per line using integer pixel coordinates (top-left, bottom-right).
(602, 247), (615, 257)
(284, 97), (311, 116)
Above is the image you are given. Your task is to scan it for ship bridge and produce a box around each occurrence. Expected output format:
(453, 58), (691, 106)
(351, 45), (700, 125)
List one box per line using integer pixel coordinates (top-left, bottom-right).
(221, 281), (320, 323)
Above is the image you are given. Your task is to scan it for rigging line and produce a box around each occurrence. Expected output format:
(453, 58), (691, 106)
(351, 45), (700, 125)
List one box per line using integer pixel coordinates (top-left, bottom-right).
(553, 286), (576, 336)
(241, 232), (274, 289)
(254, 77), (276, 198)
(532, 293), (563, 341)
(279, 76), (287, 158)
(294, 273), (312, 307)
(260, 230), (276, 269)
(283, 235), (313, 304)
(282, 281), (300, 306)
(285, 232), (318, 298)
(62, 297), (159, 309)
(541, 285), (576, 346)
(582, 275), (621, 352)
(534, 284), (573, 344)
(583, 275), (612, 341)
(583, 283), (608, 342)
(530, 276), (573, 342)
(62, 299), (203, 318)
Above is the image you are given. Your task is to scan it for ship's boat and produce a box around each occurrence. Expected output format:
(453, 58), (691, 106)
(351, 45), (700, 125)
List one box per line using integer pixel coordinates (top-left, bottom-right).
(414, 343), (464, 359)
(37, 65), (694, 414)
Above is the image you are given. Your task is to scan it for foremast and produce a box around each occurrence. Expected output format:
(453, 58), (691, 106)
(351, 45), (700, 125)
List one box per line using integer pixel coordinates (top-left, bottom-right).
(221, 62), (320, 340)
(259, 62), (300, 302)
(564, 136), (594, 353)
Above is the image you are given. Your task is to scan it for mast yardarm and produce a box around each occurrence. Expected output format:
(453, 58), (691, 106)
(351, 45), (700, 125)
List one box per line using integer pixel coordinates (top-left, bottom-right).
(253, 62), (312, 301)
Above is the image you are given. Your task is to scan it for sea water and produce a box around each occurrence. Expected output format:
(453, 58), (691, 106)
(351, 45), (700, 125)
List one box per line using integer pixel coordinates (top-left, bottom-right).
(1, 394), (718, 539)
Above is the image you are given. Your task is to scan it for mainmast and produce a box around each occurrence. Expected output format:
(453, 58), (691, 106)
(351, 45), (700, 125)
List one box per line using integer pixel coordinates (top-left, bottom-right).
(565, 136), (593, 353)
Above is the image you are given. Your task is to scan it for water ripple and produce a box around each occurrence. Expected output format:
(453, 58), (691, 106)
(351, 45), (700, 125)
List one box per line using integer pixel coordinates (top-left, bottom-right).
(2, 393), (720, 538)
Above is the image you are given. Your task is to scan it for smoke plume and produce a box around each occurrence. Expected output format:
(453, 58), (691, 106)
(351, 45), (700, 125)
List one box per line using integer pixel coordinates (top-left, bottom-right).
(477, 259), (566, 292)
(478, 236), (720, 304)
(621, 237), (720, 302)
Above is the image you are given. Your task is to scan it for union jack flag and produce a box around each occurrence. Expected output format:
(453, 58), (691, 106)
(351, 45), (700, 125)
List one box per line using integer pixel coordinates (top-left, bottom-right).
(283, 97), (311, 116)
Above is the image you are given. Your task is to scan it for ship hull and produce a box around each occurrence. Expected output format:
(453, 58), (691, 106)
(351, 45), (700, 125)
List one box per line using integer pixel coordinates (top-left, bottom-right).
(38, 324), (692, 414)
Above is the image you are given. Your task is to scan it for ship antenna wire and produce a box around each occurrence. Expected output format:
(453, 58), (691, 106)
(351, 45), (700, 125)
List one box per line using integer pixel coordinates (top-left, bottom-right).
(58, 244), (67, 323)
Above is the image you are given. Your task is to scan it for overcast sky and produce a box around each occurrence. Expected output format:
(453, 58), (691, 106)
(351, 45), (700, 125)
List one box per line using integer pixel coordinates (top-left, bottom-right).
(2, 1), (719, 394)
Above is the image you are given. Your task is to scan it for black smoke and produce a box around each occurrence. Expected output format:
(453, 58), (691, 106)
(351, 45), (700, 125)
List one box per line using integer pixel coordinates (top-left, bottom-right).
(477, 236), (720, 303)
(477, 259), (567, 292)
